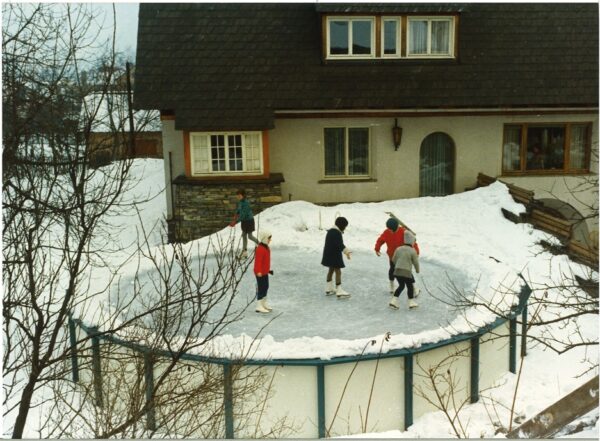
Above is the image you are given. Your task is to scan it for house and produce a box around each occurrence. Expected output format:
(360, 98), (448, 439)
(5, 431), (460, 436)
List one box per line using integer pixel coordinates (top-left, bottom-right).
(133, 3), (598, 244)
(83, 91), (161, 166)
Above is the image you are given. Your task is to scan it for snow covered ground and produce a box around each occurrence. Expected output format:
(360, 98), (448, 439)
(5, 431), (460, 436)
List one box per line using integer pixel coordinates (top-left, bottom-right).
(10, 159), (598, 438)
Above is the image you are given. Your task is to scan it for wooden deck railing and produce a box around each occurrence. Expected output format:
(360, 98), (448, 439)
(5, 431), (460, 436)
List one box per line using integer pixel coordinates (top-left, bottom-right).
(475, 173), (598, 266)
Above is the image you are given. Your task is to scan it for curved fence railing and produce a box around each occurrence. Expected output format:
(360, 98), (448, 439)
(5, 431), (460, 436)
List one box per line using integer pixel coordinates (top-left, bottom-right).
(68, 282), (532, 438)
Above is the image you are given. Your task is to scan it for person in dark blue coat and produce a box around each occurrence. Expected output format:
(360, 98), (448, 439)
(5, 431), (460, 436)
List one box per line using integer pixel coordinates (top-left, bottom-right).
(321, 216), (352, 298)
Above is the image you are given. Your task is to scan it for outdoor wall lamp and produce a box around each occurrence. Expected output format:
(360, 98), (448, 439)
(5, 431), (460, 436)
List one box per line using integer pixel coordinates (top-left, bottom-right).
(392, 118), (402, 151)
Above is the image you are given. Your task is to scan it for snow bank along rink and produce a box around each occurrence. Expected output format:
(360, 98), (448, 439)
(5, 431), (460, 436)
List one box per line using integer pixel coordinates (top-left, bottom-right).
(104, 165), (562, 361)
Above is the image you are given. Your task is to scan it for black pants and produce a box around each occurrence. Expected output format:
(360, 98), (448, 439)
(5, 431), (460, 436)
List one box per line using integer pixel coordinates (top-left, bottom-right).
(394, 276), (415, 299)
(388, 260), (395, 281)
(256, 275), (269, 300)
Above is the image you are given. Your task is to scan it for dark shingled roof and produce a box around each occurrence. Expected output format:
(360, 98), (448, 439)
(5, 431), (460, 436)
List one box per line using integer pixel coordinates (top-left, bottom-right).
(134, 3), (598, 131)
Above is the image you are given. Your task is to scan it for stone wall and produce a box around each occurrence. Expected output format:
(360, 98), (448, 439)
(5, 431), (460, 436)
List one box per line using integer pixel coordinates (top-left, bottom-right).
(168, 173), (284, 242)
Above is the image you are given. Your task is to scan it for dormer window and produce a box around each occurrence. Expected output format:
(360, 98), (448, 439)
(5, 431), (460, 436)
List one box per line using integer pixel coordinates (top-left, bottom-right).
(324, 14), (456, 60)
(327, 17), (375, 58)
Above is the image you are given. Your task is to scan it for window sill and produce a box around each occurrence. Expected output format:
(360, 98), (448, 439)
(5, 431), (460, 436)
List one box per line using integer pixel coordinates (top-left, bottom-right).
(318, 177), (377, 184)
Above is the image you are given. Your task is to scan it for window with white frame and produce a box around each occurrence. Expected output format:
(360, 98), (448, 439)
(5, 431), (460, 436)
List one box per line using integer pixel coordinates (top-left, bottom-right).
(190, 132), (262, 175)
(382, 18), (401, 57)
(327, 17), (375, 58)
(324, 127), (370, 177)
(407, 17), (454, 57)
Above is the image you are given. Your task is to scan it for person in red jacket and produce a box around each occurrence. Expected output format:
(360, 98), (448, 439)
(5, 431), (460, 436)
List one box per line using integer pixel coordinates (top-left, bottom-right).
(254, 230), (273, 313)
(375, 217), (420, 293)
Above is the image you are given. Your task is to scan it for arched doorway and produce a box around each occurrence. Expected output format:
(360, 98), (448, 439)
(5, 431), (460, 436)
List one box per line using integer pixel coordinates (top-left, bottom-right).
(419, 132), (455, 197)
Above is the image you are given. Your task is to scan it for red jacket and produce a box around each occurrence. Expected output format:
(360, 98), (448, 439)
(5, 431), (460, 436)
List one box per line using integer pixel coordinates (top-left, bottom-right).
(254, 243), (271, 276)
(375, 227), (420, 259)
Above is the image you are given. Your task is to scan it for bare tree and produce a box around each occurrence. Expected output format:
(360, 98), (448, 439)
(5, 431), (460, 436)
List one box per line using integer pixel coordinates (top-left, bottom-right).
(2, 3), (155, 437)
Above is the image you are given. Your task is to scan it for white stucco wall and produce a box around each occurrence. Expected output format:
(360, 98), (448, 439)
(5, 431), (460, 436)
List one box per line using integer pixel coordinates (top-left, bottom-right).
(269, 112), (598, 239)
(161, 120), (185, 218)
(160, 112), (598, 238)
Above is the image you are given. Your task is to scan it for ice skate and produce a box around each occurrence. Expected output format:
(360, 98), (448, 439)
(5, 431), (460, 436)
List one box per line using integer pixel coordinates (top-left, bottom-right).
(335, 284), (351, 299)
(325, 280), (335, 296)
(408, 298), (419, 309)
(238, 250), (248, 260)
(255, 299), (270, 313)
(389, 296), (400, 310)
(389, 280), (395, 294)
(414, 287), (421, 298)
(262, 298), (273, 312)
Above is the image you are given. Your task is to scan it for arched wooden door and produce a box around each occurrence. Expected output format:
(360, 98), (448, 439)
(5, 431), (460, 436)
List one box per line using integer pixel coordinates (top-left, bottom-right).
(419, 132), (455, 197)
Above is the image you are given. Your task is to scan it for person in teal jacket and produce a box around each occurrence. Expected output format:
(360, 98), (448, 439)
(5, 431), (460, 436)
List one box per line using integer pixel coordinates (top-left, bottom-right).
(229, 188), (259, 258)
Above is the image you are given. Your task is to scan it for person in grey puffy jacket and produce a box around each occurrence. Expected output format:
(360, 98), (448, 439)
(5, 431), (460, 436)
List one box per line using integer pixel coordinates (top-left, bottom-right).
(390, 230), (420, 309)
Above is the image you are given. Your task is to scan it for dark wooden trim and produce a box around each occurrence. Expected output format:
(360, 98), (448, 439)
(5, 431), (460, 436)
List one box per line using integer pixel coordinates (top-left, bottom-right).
(183, 130), (191, 177)
(401, 16), (407, 57)
(173, 172), (284, 186)
(321, 15), (327, 62)
(160, 110), (175, 120)
(276, 109), (598, 119)
(375, 16), (381, 57)
(453, 15), (460, 60)
(318, 178), (377, 184)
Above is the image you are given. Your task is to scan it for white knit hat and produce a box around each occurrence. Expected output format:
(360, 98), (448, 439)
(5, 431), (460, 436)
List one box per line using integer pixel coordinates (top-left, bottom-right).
(404, 230), (416, 245)
(258, 230), (272, 244)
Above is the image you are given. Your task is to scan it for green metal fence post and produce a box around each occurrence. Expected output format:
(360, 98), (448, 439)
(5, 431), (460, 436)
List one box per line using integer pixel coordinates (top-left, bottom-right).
(68, 314), (79, 383)
(144, 352), (156, 432)
(509, 318), (517, 374)
(223, 363), (234, 439)
(90, 326), (103, 408)
(470, 336), (480, 403)
(317, 365), (326, 438)
(404, 354), (413, 430)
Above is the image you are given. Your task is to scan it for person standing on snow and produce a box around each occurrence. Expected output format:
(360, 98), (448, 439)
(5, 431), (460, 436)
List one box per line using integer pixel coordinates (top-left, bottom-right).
(390, 230), (420, 310)
(229, 188), (258, 259)
(254, 230), (274, 313)
(321, 216), (352, 298)
(375, 217), (420, 293)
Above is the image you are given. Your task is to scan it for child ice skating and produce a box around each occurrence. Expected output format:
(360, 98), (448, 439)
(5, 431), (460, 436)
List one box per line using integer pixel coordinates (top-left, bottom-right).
(229, 188), (259, 258)
(375, 217), (420, 293)
(321, 216), (352, 298)
(254, 230), (273, 313)
(390, 230), (420, 310)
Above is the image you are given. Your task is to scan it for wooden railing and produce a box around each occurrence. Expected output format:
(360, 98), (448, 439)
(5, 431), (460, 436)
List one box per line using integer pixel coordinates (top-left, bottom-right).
(475, 173), (598, 266)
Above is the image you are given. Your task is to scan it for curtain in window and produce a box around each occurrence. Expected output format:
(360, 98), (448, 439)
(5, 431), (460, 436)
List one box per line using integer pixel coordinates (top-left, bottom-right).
(324, 128), (345, 176)
(409, 20), (427, 54)
(419, 132), (454, 197)
(503, 126), (522, 171)
(348, 128), (369, 175)
(431, 20), (450, 54)
(570, 125), (587, 169)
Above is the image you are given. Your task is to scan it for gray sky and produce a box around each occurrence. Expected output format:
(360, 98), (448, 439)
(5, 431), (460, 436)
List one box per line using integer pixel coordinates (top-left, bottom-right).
(95, 2), (139, 58)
